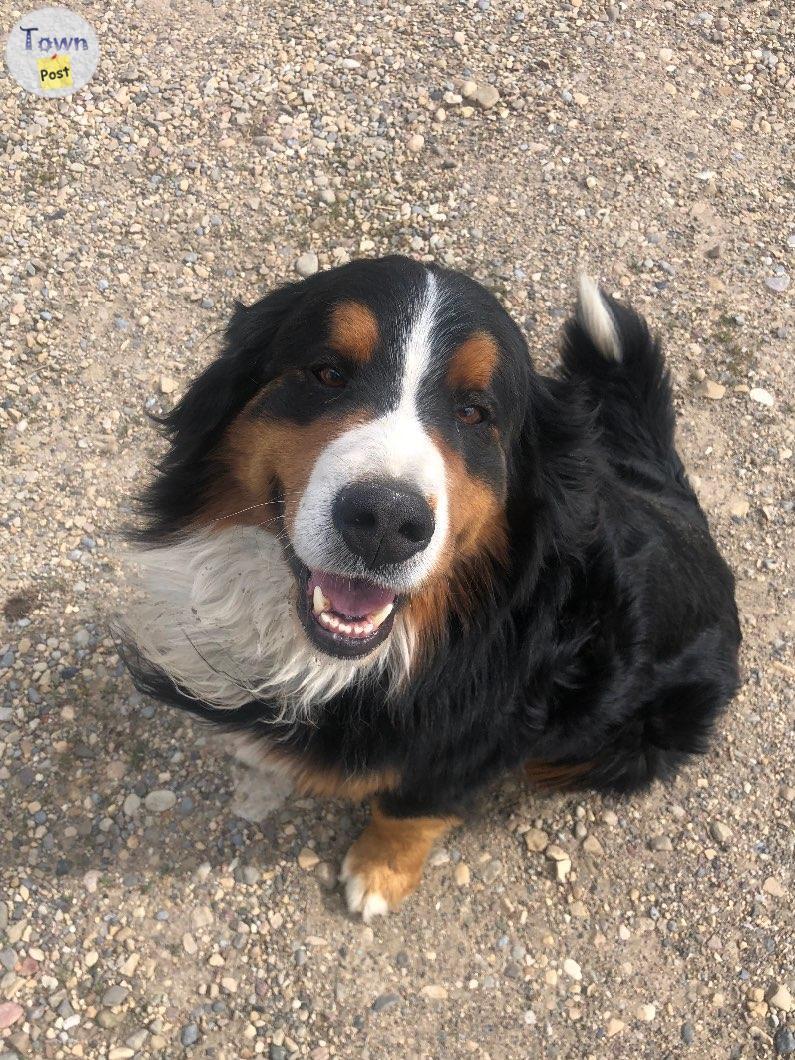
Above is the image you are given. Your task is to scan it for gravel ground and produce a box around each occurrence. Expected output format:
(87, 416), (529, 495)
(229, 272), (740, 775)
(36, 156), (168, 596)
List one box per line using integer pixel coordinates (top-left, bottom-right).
(1, 1), (793, 1058)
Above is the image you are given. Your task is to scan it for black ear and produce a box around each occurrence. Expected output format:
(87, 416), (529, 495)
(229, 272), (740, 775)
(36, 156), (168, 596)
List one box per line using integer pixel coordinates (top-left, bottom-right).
(505, 373), (599, 592)
(133, 280), (303, 542)
(161, 280), (303, 454)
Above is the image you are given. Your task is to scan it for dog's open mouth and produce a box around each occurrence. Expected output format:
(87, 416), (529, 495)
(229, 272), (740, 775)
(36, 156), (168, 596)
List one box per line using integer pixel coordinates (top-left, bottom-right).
(296, 567), (398, 659)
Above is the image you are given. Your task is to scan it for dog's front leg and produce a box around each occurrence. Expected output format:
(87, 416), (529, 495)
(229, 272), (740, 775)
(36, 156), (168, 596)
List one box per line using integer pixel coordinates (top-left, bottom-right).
(340, 800), (460, 921)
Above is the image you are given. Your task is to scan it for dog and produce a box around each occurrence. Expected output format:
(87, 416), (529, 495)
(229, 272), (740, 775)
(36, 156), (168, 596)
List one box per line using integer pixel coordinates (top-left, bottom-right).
(120, 255), (740, 921)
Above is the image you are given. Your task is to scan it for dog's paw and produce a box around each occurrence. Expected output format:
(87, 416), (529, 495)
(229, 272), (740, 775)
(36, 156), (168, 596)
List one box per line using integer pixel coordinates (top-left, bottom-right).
(339, 844), (420, 922)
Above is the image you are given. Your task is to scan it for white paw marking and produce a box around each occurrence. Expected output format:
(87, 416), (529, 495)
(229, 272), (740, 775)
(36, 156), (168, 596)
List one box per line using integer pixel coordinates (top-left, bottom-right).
(339, 851), (389, 922)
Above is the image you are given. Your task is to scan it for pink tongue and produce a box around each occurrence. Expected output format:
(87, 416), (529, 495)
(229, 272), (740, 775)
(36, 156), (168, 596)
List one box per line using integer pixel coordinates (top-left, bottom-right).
(308, 570), (395, 618)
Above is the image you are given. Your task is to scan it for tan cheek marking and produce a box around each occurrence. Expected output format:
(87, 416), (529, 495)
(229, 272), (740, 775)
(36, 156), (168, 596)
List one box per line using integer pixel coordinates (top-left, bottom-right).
(343, 804), (460, 911)
(404, 433), (508, 653)
(432, 433), (507, 563)
(329, 301), (379, 364)
(404, 578), (455, 655)
(198, 400), (368, 532)
(446, 330), (499, 392)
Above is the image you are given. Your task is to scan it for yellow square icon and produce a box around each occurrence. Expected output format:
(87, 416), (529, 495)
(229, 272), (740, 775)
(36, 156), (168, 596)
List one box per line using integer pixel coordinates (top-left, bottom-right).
(38, 53), (73, 90)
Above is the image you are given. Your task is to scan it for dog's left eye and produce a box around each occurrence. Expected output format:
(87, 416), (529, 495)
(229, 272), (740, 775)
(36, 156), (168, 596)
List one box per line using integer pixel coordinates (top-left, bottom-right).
(312, 364), (347, 389)
(455, 404), (488, 426)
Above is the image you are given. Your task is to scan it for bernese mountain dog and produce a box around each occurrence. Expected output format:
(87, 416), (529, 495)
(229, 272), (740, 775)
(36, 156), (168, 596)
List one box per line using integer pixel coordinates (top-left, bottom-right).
(120, 255), (740, 921)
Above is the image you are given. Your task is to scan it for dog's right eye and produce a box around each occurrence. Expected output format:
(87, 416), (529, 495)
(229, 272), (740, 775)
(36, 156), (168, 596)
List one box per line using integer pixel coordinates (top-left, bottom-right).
(455, 404), (488, 426)
(312, 364), (347, 389)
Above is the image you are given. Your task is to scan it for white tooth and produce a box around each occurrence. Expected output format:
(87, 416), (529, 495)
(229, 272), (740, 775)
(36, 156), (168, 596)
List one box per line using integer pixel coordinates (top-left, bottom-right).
(313, 586), (330, 615)
(368, 602), (394, 628)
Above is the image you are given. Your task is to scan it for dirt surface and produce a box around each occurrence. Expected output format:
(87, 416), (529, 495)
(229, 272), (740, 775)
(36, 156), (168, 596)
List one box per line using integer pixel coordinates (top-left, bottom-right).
(1, 1), (793, 1058)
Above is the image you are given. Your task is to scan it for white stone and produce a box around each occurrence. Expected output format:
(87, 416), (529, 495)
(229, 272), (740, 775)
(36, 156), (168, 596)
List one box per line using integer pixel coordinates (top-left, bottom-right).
(295, 251), (319, 278)
(749, 387), (774, 407)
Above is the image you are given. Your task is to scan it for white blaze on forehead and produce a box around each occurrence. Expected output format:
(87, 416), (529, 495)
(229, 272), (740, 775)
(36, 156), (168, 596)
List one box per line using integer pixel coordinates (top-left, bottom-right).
(292, 269), (449, 590)
(398, 270), (439, 411)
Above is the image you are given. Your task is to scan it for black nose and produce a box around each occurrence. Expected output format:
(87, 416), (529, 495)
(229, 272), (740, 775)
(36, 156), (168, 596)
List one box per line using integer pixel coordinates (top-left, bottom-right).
(332, 481), (435, 567)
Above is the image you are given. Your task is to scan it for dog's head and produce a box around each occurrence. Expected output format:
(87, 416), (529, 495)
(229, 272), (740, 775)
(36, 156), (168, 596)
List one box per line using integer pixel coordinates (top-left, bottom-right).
(136, 256), (535, 685)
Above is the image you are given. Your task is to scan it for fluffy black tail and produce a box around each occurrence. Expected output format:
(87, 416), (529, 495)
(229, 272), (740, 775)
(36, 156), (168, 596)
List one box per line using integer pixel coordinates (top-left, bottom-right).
(560, 278), (684, 483)
(527, 653), (740, 797)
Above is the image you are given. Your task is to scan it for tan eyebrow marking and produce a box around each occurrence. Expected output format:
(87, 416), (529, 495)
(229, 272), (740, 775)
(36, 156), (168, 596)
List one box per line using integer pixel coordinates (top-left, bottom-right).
(446, 330), (499, 391)
(328, 301), (380, 364)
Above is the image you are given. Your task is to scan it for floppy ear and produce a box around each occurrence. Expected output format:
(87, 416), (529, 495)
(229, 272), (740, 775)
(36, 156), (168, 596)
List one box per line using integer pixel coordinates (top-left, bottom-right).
(134, 280), (303, 542)
(160, 281), (303, 459)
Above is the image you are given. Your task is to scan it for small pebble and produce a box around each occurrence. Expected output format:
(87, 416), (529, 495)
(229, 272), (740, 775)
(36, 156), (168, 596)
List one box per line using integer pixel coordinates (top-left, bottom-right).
(699, 380), (725, 400)
(763, 877), (786, 898)
(421, 984), (448, 1000)
(102, 985), (129, 1008)
(774, 1025), (795, 1056)
(649, 835), (673, 852)
(582, 835), (604, 856)
(524, 828), (549, 852)
(144, 790), (176, 812)
(0, 1003), (23, 1030)
(710, 822), (731, 845)
(295, 252), (319, 278)
(769, 985), (794, 1013)
(474, 84), (500, 109)
(371, 992), (400, 1013)
(297, 847), (320, 870)
(765, 274), (790, 293)
(181, 1023), (200, 1047)
(749, 387), (774, 407)
(481, 859), (502, 884)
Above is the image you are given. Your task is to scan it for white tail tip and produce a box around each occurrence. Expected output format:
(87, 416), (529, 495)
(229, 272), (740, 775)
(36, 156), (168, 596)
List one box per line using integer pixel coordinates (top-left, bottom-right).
(577, 275), (621, 361)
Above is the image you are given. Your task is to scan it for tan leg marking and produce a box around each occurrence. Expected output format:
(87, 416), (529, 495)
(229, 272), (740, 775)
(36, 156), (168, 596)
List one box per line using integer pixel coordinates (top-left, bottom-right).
(340, 804), (460, 921)
(524, 759), (595, 791)
(223, 733), (400, 803)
